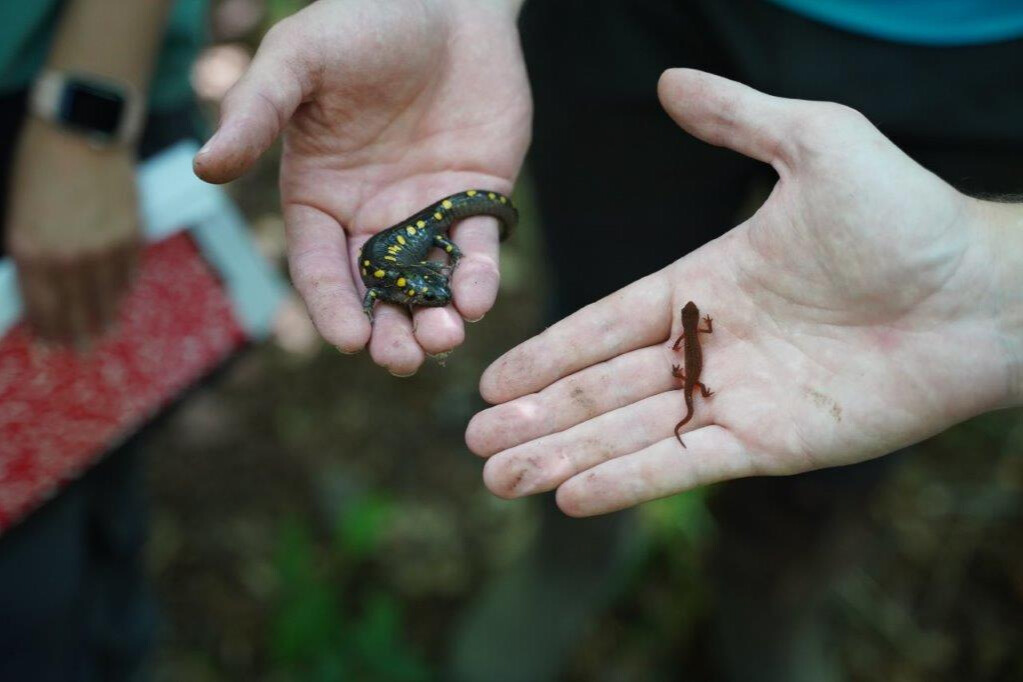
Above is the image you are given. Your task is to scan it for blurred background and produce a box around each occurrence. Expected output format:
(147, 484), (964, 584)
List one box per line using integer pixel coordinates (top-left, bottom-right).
(140, 1), (1023, 680)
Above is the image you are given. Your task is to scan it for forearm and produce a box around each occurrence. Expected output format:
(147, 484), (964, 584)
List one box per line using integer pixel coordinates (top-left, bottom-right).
(46, 0), (172, 95)
(971, 197), (1023, 406)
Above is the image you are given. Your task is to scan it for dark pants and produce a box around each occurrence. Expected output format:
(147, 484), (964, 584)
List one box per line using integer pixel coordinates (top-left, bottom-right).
(520, 0), (1023, 676)
(0, 92), (202, 681)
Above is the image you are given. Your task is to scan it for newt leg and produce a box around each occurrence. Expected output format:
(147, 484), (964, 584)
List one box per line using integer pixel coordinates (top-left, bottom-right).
(700, 315), (714, 334)
(696, 381), (713, 398)
(671, 331), (686, 351)
(671, 364), (686, 380)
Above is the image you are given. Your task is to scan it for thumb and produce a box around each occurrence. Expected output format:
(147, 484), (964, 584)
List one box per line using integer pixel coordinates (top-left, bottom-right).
(193, 27), (311, 184)
(657, 68), (799, 168)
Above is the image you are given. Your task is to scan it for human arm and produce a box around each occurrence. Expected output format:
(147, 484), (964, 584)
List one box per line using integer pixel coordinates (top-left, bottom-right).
(5, 0), (172, 342)
(466, 69), (1023, 516)
(193, 0), (532, 375)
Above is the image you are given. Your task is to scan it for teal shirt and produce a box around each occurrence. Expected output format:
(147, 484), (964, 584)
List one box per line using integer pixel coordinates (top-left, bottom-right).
(0, 0), (207, 111)
(767, 0), (1023, 46)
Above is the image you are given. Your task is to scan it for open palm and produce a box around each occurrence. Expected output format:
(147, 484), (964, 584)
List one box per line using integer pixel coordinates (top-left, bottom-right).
(468, 70), (1013, 516)
(195, 0), (531, 374)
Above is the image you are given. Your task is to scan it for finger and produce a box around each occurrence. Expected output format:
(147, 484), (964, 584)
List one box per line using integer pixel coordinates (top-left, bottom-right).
(411, 305), (465, 356)
(95, 241), (138, 336)
(449, 215), (501, 322)
(193, 23), (311, 184)
(17, 261), (59, 339)
(480, 270), (673, 404)
(368, 304), (426, 376)
(88, 241), (137, 335)
(468, 344), (681, 456)
(555, 426), (751, 517)
(54, 259), (89, 345)
(657, 68), (799, 168)
(483, 388), (715, 499)
(285, 203), (370, 352)
(78, 254), (109, 338)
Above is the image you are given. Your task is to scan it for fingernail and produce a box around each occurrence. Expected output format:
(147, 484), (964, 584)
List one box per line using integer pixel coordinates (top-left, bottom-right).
(465, 313), (485, 323)
(336, 346), (358, 355)
(196, 134), (216, 156)
(389, 369), (417, 378)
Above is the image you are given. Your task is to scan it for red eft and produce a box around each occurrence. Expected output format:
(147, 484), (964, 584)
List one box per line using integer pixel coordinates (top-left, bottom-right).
(671, 301), (714, 447)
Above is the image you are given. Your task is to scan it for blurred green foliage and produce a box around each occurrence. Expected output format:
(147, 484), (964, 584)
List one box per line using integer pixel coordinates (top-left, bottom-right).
(271, 496), (431, 681)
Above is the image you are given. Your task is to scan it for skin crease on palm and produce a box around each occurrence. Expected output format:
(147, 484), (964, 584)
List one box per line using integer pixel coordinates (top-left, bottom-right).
(193, 0), (1023, 515)
(193, 0), (532, 376)
(467, 72), (1023, 518)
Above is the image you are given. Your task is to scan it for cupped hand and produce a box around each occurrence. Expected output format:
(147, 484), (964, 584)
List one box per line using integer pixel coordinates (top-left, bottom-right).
(193, 0), (531, 375)
(467, 69), (1016, 516)
(6, 118), (140, 343)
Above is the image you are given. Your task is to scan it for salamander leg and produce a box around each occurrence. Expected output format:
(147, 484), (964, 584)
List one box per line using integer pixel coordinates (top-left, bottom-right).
(433, 234), (463, 265)
(671, 364), (686, 380)
(362, 289), (379, 323)
(700, 315), (714, 334)
(418, 260), (450, 274)
(696, 381), (713, 398)
(671, 331), (686, 351)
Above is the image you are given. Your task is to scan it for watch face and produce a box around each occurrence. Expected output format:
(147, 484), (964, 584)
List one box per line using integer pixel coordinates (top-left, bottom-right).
(59, 79), (125, 137)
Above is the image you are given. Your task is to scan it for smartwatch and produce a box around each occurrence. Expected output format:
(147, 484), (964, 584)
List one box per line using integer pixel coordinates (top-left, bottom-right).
(29, 69), (144, 147)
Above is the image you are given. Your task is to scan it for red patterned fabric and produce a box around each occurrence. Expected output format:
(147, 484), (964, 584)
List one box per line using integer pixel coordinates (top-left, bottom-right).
(0, 232), (246, 532)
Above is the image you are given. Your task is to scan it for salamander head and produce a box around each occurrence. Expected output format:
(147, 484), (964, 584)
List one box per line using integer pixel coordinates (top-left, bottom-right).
(396, 267), (451, 307)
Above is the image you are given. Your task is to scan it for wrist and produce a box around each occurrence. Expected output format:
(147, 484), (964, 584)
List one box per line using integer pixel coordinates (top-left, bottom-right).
(30, 69), (145, 148)
(9, 118), (137, 253)
(968, 196), (1023, 406)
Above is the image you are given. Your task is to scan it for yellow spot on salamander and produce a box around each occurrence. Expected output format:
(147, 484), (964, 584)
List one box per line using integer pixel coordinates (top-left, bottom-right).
(406, 289), (415, 297)
(406, 226), (417, 236)
(420, 287), (428, 293)
(396, 277), (406, 287)
(445, 245), (453, 253)
(388, 245), (401, 254)
(466, 190), (477, 197)
(363, 259), (370, 267)
(488, 192), (496, 200)
(369, 290), (377, 298)
(434, 212), (443, 220)
(396, 235), (406, 245)
(361, 268), (367, 276)
(442, 199), (453, 209)
(499, 195), (507, 203)
(384, 255), (397, 262)
(416, 220), (426, 228)
(373, 269), (385, 278)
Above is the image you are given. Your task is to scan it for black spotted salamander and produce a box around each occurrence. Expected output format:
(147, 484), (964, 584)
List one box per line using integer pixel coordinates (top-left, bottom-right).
(359, 190), (518, 321)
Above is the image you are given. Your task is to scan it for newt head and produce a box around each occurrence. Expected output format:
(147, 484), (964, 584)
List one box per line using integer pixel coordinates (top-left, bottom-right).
(681, 300), (699, 325)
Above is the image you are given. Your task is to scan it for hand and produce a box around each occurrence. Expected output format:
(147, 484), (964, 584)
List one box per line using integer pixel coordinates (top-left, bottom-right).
(6, 118), (140, 343)
(193, 0), (532, 375)
(467, 69), (1021, 516)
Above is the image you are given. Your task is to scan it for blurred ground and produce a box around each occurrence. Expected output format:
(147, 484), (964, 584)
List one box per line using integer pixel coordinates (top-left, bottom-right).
(145, 2), (1023, 680)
